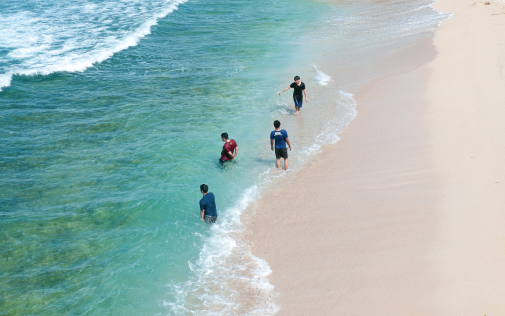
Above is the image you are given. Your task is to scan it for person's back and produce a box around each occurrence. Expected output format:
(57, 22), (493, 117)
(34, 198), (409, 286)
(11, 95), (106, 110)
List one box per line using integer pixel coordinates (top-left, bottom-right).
(220, 139), (237, 161)
(199, 184), (217, 223)
(270, 129), (288, 149)
(219, 132), (238, 162)
(270, 120), (291, 170)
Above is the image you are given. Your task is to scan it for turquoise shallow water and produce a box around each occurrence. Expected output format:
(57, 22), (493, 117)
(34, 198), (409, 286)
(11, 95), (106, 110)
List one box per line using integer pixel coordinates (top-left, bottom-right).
(0, 0), (328, 314)
(0, 0), (447, 314)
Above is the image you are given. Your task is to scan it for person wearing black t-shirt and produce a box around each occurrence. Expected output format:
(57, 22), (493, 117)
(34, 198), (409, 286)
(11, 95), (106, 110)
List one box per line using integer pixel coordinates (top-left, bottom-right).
(278, 75), (308, 114)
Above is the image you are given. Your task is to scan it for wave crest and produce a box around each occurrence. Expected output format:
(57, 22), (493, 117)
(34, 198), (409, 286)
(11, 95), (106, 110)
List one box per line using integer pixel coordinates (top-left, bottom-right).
(0, 0), (188, 91)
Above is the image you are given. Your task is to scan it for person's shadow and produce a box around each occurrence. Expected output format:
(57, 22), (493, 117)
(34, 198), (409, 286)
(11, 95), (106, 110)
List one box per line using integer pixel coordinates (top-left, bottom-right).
(253, 158), (275, 166)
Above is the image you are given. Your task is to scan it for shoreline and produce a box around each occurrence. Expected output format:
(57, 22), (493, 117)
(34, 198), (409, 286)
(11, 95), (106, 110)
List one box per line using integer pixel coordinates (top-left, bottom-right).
(246, 0), (505, 314)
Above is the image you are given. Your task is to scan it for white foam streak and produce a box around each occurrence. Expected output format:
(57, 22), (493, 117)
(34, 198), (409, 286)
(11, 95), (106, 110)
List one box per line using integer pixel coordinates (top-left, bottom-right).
(313, 64), (331, 86)
(0, 0), (188, 92)
(169, 92), (357, 314)
(301, 91), (357, 157)
(165, 185), (279, 315)
(0, 75), (12, 91)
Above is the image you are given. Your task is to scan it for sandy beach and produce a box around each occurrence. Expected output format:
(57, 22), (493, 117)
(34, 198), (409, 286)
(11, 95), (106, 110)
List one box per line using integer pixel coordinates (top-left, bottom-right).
(247, 0), (505, 314)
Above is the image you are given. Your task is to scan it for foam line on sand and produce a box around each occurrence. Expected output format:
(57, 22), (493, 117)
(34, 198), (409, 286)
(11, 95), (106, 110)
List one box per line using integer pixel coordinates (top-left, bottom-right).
(246, 0), (505, 314)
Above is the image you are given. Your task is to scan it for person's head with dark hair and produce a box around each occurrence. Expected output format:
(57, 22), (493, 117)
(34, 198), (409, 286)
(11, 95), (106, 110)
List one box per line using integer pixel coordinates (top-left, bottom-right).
(273, 120), (281, 129)
(200, 184), (208, 193)
(221, 132), (228, 140)
(294, 75), (300, 81)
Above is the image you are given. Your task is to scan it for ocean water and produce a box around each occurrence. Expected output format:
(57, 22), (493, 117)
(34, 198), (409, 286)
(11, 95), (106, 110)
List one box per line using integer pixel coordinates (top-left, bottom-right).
(0, 0), (447, 315)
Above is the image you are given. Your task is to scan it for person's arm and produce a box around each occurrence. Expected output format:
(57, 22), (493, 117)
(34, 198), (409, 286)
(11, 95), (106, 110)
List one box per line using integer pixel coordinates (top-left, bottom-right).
(278, 86), (290, 95)
(233, 147), (238, 158)
(286, 138), (292, 150)
(200, 201), (205, 221)
(271, 139), (275, 150)
(303, 88), (308, 102)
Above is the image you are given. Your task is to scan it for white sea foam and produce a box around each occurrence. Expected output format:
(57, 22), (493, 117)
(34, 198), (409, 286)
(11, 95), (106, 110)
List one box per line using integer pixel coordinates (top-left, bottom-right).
(0, 0), (188, 92)
(167, 92), (356, 314)
(313, 64), (331, 86)
(277, 108), (291, 115)
(164, 185), (279, 315)
(301, 91), (357, 157)
(0, 75), (12, 91)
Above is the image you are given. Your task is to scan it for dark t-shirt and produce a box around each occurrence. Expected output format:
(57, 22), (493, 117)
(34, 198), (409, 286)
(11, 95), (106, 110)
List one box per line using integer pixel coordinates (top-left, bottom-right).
(290, 82), (305, 100)
(199, 192), (217, 217)
(220, 139), (237, 161)
(270, 129), (288, 148)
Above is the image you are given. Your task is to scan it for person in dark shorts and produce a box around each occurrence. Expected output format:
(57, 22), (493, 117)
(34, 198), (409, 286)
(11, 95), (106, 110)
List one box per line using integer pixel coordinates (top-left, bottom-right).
(278, 75), (308, 115)
(219, 133), (238, 163)
(199, 184), (217, 223)
(270, 120), (292, 171)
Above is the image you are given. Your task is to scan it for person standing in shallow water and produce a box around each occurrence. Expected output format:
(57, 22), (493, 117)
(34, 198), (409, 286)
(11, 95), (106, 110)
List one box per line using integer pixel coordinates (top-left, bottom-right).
(199, 184), (217, 223)
(270, 120), (291, 171)
(219, 133), (238, 163)
(278, 75), (308, 114)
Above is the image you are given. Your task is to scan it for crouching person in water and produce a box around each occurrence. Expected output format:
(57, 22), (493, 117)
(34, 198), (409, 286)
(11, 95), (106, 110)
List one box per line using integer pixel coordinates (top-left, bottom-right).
(199, 184), (217, 223)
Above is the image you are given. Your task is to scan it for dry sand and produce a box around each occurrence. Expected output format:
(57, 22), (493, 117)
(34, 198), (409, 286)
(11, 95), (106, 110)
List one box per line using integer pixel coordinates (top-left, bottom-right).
(247, 0), (505, 314)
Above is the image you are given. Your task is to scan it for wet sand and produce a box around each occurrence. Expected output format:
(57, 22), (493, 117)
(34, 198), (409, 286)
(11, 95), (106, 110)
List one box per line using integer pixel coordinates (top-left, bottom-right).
(247, 0), (505, 314)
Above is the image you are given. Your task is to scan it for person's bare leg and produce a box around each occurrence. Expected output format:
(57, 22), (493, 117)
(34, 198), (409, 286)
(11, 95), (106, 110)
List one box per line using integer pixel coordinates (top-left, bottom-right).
(276, 158), (281, 169)
(284, 158), (289, 171)
(295, 106), (299, 115)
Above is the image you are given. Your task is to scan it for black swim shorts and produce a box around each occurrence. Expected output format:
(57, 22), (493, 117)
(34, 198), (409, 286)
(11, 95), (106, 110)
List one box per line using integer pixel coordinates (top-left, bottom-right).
(204, 215), (217, 223)
(275, 147), (288, 159)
